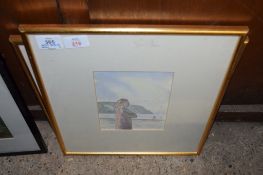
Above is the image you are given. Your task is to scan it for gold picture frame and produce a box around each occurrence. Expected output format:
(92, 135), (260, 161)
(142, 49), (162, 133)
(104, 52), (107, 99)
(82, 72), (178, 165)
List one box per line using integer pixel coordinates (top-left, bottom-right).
(19, 24), (249, 155)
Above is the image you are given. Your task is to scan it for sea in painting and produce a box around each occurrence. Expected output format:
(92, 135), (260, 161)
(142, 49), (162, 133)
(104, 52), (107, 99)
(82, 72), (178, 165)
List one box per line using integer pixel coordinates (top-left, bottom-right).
(94, 71), (174, 130)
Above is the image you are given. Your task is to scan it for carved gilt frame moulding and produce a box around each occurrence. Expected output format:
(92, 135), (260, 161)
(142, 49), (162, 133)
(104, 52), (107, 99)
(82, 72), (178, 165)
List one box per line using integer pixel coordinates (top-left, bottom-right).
(19, 24), (248, 155)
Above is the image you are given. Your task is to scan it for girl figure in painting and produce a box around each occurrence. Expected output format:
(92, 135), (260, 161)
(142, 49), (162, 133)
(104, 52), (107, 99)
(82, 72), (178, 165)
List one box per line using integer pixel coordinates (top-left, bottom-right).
(114, 99), (137, 129)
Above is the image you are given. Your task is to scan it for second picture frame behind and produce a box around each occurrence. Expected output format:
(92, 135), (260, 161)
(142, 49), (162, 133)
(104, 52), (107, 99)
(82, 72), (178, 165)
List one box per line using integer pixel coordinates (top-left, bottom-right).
(9, 35), (51, 123)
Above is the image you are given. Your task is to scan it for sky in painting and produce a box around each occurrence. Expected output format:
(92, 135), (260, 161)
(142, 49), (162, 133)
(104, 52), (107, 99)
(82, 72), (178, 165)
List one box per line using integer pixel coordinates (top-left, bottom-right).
(94, 72), (173, 115)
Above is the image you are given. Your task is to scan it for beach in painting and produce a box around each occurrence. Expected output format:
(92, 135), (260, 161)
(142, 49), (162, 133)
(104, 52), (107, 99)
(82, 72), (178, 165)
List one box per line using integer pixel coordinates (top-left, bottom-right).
(99, 114), (165, 130)
(94, 71), (173, 130)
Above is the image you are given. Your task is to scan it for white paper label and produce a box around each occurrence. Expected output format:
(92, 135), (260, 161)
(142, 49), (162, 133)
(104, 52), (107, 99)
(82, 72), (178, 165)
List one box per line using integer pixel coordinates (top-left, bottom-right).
(35, 35), (63, 49)
(63, 35), (90, 49)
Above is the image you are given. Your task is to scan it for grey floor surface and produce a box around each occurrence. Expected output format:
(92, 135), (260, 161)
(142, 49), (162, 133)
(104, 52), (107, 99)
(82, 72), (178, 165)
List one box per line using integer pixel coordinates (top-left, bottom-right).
(0, 121), (263, 175)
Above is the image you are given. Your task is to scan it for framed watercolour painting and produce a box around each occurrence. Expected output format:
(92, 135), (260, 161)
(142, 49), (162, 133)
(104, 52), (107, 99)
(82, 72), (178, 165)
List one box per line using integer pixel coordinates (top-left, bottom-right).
(9, 35), (50, 122)
(0, 56), (47, 156)
(94, 71), (173, 130)
(19, 24), (249, 155)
